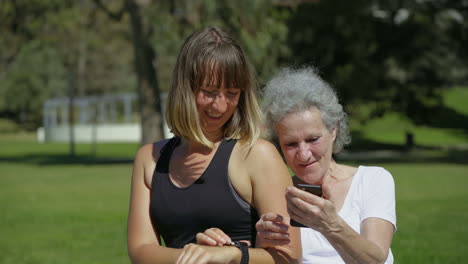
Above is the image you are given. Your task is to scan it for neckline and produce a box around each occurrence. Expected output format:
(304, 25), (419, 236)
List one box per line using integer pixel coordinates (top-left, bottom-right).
(337, 165), (362, 216)
(167, 139), (225, 190)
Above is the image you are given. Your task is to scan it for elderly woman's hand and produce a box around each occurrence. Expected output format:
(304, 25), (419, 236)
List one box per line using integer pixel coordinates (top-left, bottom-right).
(286, 186), (341, 233)
(255, 213), (291, 248)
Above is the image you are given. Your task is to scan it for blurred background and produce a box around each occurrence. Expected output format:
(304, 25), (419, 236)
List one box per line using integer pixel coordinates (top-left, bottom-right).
(1, 0), (467, 263)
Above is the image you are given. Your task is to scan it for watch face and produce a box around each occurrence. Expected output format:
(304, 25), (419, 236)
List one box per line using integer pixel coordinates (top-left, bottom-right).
(230, 241), (248, 247)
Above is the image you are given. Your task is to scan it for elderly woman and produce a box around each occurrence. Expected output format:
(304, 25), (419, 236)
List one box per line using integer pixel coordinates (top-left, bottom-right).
(255, 67), (396, 264)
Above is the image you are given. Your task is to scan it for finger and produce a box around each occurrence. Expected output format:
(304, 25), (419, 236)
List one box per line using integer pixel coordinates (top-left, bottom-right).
(175, 245), (187, 264)
(286, 186), (322, 205)
(287, 198), (311, 225)
(180, 243), (201, 264)
(175, 244), (190, 264)
(261, 237), (291, 246)
(196, 232), (218, 246)
(257, 230), (290, 241)
(261, 212), (285, 223)
(257, 218), (289, 233)
(206, 228), (231, 245)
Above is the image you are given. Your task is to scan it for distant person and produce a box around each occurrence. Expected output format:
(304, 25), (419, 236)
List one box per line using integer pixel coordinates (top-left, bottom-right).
(254, 67), (396, 263)
(127, 27), (301, 264)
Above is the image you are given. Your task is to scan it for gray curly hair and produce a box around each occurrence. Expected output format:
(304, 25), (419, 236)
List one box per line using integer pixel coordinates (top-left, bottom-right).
(262, 66), (351, 153)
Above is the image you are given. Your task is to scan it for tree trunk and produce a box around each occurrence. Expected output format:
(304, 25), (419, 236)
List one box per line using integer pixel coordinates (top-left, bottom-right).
(67, 69), (76, 157)
(126, 0), (164, 145)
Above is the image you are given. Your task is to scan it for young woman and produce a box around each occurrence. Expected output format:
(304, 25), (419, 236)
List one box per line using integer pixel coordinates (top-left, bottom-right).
(127, 27), (301, 264)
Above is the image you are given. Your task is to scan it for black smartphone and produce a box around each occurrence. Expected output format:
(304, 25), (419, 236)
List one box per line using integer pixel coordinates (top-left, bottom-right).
(290, 182), (322, 227)
(295, 183), (322, 197)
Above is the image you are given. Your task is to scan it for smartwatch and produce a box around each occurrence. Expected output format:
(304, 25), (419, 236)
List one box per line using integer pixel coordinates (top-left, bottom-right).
(230, 241), (249, 264)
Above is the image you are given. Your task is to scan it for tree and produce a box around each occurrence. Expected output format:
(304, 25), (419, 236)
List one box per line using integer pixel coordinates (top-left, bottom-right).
(285, 0), (468, 126)
(0, 0), (135, 130)
(1, 0), (291, 144)
(95, 0), (290, 143)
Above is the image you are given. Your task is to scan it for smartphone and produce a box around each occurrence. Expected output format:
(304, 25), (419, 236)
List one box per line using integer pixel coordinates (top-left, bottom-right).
(295, 183), (322, 197)
(290, 182), (322, 227)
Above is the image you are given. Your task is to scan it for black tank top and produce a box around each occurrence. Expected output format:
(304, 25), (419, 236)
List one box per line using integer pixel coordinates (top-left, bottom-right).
(150, 137), (259, 248)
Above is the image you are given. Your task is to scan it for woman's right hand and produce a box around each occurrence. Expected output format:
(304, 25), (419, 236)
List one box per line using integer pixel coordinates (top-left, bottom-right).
(196, 228), (232, 246)
(255, 212), (291, 248)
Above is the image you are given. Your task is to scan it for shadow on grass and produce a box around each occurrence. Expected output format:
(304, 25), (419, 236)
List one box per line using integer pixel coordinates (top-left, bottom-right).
(336, 148), (468, 165)
(1, 132), (466, 166)
(337, 131), (468, 165)
(0, 153), (133, 166)
(410, 104), (468, 132)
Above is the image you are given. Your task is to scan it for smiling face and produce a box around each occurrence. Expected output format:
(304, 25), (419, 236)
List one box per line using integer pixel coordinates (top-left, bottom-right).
(195, 84), (241, 140)
(276, 107), (336, 184)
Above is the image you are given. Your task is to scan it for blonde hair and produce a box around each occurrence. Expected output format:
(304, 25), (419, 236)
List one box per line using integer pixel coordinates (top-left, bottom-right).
(166, 27), (262, 148)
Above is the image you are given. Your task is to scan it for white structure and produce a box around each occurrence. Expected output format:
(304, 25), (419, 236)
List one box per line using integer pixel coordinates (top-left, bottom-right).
(37, 93), (172, 143)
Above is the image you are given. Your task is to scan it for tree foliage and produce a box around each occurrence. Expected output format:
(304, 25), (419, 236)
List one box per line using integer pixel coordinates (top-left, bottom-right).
(286, 0), (468, 124)
(1, 0), (467, 138)
(0, 0), (134, 129)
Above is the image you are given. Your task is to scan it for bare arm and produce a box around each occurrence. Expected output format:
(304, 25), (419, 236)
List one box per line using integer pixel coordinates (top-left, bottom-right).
(127, 143), (181, 263)
(323, 217), (394, 264)
(243, 139), (302, 263)
(195, 139), (302, 263)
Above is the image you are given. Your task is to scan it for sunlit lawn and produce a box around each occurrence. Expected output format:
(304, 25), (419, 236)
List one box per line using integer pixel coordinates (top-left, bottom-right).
(1, 85), (467, 263)
(363, 162), (468, 263)
(0, 162), (131, 264)
(0, 136), (136, 264)
(1, 134), (467, 263)
(350, 87), (468, 148)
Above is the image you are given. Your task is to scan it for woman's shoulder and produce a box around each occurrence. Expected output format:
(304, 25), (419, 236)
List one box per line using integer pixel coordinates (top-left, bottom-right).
(134, 138), (172, 164)
(234, 137), (281, 160)
(357, 165), (393, 177)
(355, 165), (395, 186)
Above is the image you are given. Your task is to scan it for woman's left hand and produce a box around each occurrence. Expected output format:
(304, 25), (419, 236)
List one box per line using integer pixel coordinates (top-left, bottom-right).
(175, 243), (239, 264)
(196, 228), (232, 246)
(285, 186), (341, 233)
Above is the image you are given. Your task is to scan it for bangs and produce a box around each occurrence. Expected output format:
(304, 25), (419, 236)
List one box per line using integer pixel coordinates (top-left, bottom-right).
(192, 44), (249, 91)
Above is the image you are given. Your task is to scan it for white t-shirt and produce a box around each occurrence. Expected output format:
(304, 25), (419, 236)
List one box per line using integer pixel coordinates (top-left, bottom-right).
(301, 166), (397, 264)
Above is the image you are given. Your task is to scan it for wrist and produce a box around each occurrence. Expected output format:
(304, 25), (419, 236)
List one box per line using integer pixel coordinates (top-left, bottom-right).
(228, 241), (249, 264)
(322, 216), (345, 235)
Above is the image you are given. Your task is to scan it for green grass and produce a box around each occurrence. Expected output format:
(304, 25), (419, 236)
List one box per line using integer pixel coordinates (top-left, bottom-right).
(0, 141), (134, 263)
(350, 87), (468, 148)
(0, 135), (137, 264)
(0, 86), (467, 263)
(1, 136), (468, 263)
(0, 162), (131, 264)
(444, 86), (468, 115)
(366, 163), (468, 263)
(351, 112), (467, 146)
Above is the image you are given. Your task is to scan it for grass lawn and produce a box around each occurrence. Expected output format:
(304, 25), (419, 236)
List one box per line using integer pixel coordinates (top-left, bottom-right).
(1, 136), (467, 263)
(357, 162), (468, 263)
(0, 136), (136, 264)
(0, 162), (131, 264)
(0, 86), (467, 263)
(349, 87), (468, 148)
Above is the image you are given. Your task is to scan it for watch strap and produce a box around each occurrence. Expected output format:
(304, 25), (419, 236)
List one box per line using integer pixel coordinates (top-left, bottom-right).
(231, 241), (249, 264)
